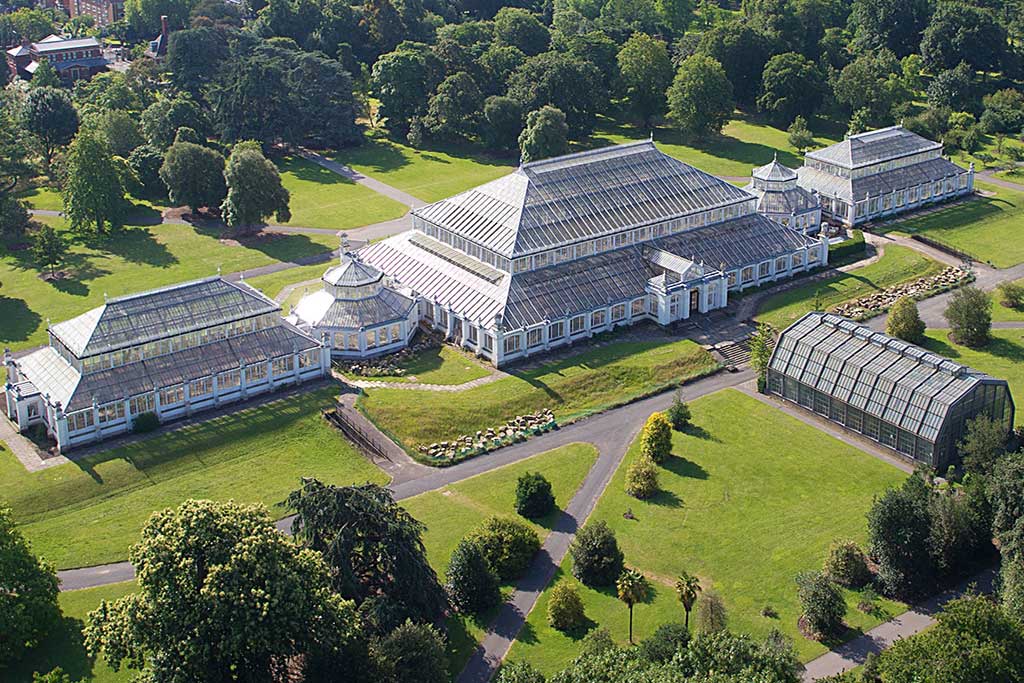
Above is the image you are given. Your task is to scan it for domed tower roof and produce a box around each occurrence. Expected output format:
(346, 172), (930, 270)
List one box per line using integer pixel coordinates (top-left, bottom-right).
(322, 253), (382, 287)
(752, 154), (798, 183)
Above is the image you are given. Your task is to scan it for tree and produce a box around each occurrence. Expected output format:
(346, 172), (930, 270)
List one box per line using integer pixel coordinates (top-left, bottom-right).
(958, 415), (1008, 475)
(624, 453), (659, 499)
(667, 54), (734, 139)
(372, 44), (440, 134)
(494, 7), (549, 56)
(221, 144), (290, 234)
(127, 145), (165, 198)
(515, 471), (555, 519)
(30, 59), (60, 89)
(992, 453), (1024, 541)
(920, 2), (1005, 74)
(822, 540), (870, 588)
(639, 412), (672, 464)
(159, 141), (225, 214)
(90, 109), (145, 158)
(569, 520), (624, 587)
(847, 107), (871, 136)
(32, 225), (66, 277)
(616, 32), (673, 128)
(425, 71), (484, 140)
(507, 52), (602, 137)
(165, 26), (228, 96)
(833, 50), (907, 125)
(371, 620), (449, 683)
(139, 95), (209, 149)
(758, 52), (825, 124)
(867, 474), (933, 599)
(446, 538), (500, 614)
(468, 516), (540, 581)
(928, 491), (983, 581)
(0, 194), (31, 242)
(748, 321), (774, 389)
(927, 62), (974, 113)
(547, 580), (586, 631)
(495, 662), (544, 683)
(286, 480), (448, 633)
(878, 594), (1024, 681)
(62, 129), (124, 234)
(32, 668), (74, 683)
(0, 507), (60, 666)
(666, 389), (691, 430)
(796, 571), (846, 638)
(674, 571), (701, 629)
(639, 622), (690, 663)
(483, 96), (523, 153)
(696, 19), (770, 105)
(124, 0), (194, 35)
(849, 0), (931, 58)
(23, 87), (79, 174)
(787, 115), (814, 152)
(886, 296), (925, 343)
(996, 280), (1024, 310)
(616, 568), (650, 644)
(981, 89), (1024, 135)
(944, 286), (991, 348)
(84, 499), (357, 681)
(695, 589), (727, 633)
(519, 106), (569, 164)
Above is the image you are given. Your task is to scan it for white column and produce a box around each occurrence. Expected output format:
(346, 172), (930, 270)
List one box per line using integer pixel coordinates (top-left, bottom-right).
(212, 373), (220, 405)
(239, 362), (248, 399)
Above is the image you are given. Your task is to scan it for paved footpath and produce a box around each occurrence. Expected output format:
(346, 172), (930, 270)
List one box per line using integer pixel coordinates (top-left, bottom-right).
(297, 148), (427, 209)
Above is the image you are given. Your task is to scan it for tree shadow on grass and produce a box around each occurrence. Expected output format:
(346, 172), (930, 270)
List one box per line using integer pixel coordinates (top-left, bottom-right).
(663, 455), (709, 480)
(5, 615), (96, 683)
(982, 336), (1024, 362)
(279, 155), (357, 187)
(648, 488), (683, 508)
(83, 226), (177, 268)
(920, 334), (962, 359)
(192, 221), (332, 263)
(679, 422), (717, 442)
(0, 296), (42, 345)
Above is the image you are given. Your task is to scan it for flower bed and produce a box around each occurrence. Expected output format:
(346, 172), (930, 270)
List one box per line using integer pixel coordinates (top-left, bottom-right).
(831, 266), (973, 321)
(417, 409), (557, 464)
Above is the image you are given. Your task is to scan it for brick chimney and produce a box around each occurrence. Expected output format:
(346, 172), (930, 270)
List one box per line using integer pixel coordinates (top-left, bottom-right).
(160, 14), (169, 40)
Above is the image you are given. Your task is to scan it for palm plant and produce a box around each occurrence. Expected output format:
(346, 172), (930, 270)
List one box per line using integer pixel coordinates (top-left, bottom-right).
(616, 568), (650, 643)
(675, 571), (702, 629)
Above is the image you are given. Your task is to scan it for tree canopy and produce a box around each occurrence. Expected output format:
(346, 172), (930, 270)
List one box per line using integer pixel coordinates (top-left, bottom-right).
(221, 144), (291, 232)
(0, 507), (60, 666)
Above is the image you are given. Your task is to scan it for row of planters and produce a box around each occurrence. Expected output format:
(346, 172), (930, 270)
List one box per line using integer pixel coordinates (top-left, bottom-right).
(416, 409), (557, 465)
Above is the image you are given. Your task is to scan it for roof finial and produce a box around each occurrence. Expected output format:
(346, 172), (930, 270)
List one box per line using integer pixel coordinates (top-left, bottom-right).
(103, 292), (107, 302)
(216, 265), (221, 276)
(773, 151), (778, 163)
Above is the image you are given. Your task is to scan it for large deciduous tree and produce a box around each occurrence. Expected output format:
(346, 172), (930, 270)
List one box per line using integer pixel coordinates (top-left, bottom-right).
(616, 32), (673, 128)
(848, 0), (932, 58)
(90, 109), (145, 158)
(0, 92), (33, 242)
(569, 520), (624, 587)
(494, 7), (549, 56)
(757, 52), (825, 124)
(483, 95), (523, 153)
(84, 499), (358, 682)
(139, 95), (209, 149)
(159, 141), (226, 214)
(221, 143), (290, 233)
(165, 26), (229, 97)
(287, 479), (448, 634)
(445, 538), (500, 614)
(0, 507), (60, 666)
(867, 474), (934, 599)
(425, 71), (484, 140)
(921, 2), (1006, 75)
(958, 414), (1008, 475)
(507, 51), (602, 137)
(372, 43), (440, 134)
(62, 129), (125, 234)
(124, 0), (194, 36)
(666, 54), (734, 139)
(833, 49), (907, 124)
(696, 19), (770, 105)
(518, 105), (569, 163)
(23, 87), (80, 174)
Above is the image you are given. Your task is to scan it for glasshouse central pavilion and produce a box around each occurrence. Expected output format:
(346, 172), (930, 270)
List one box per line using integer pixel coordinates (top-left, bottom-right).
(768, 312), (1014, 470)
(360, 141), (828, 366)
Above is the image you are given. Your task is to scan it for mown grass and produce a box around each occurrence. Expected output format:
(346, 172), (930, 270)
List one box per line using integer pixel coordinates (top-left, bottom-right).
(274, 154), (408, 230)
(990, 279), (1024, 322)
(357, 333), (718, 452)
(877, 182), (1024, 268)
(921, 329), (1024, 425)
(506, 390), (907, 674)
(0, 385), (387, 570)
(6, 581), (139, 683)
(339, 345), (492, 386)
(0, 216), (337, 352)
(755, 245), (944, 331)
(401, 443), (598, 675)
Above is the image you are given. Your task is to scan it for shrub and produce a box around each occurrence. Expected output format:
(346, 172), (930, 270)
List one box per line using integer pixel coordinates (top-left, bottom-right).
(371, 620), (448, 683)
(886, 297), (925, 344)
(446, 539), (500, 614)
(495, 661), (544, 683)
(569, 520), (624, 587)
(823, 540), (871, 588)
(640, 622), (690, 663)
(695, 590), (727, 633)
(625, 454), (659, 499)
(639, 412), (673, 464)
(796, 571), (846, 638)
(132, 411), (160, 433)
(666, 390), (691, 430)
(944, 286), (991, 348)
(515, 471), (555, 519)
(998, 281), (1024, 309)
(547, 581), (585, 631)
(468, 517), (540, 581)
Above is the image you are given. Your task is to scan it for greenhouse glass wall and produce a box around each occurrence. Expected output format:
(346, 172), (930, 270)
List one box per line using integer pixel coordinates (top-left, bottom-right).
(767, 312), (1013, 471)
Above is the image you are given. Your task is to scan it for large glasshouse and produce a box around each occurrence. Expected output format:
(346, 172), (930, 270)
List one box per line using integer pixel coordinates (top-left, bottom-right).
(768, 312), (1014, 470)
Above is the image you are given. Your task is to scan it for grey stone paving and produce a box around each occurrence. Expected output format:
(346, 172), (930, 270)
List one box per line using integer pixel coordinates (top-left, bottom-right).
(0, 412), (69, 471)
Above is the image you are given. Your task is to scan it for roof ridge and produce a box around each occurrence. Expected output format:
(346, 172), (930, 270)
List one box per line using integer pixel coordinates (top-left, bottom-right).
(106, 275), (223, 305)
(520, 140), (655, 171)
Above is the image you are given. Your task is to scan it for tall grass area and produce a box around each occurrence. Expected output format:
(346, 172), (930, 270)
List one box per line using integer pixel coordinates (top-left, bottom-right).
(357, 334), (718, 453)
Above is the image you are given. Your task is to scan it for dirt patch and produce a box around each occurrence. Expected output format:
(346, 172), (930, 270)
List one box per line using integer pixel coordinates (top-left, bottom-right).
(38, 270), (73, 282)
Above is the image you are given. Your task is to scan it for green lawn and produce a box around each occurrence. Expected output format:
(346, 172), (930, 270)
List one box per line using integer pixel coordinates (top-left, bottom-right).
(340, 345), (492, 385)
(921, 329), (1024, 425)
(506, 390), (907, 674)
(991, 279), (1024, 322)
(17, 186), (64, 211)
(878, 182), (1024, 268)
(6, 582), (139, 683)
(755, 245), (944, 331)
(993, 168), (1024, 186)
(0, 217), (336, 352)
(243, 261), (330, 304)
(402, 443), (598, 675)
(0, 385), (387, 570)
(334, 133), (516, 203)
(593, 114), (841, 178)
(357, 333), (719, 452)
(275, 155), (408, 230)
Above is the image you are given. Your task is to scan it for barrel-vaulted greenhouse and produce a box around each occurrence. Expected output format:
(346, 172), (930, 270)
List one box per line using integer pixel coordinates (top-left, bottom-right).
(768, 312), (1014, 470)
